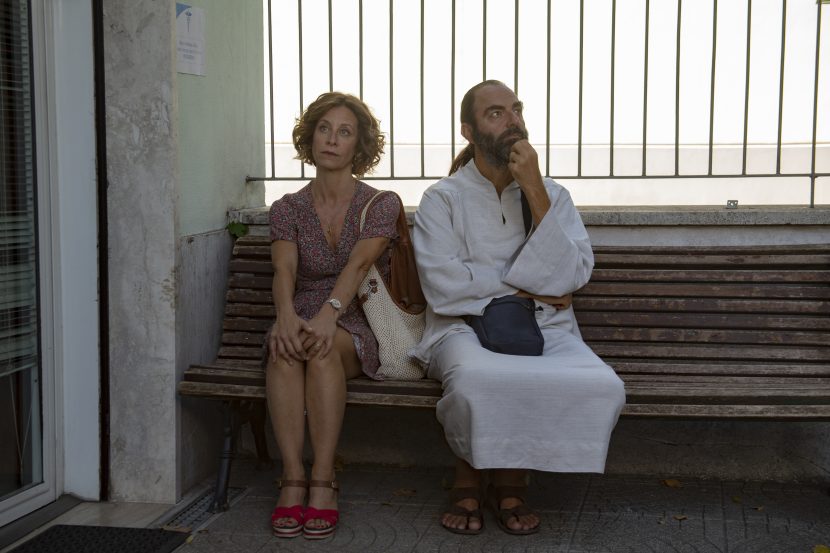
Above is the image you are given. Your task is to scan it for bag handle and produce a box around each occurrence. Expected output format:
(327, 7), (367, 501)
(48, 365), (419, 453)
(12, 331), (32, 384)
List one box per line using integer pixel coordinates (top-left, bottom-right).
(359, 191), (389, 231)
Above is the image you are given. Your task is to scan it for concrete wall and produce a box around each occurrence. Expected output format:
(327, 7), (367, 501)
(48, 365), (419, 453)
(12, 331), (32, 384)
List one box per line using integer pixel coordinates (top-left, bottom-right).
(105, 0), (179, 503)
(174, 0), (265, 496)
(104, 0), (263, 502)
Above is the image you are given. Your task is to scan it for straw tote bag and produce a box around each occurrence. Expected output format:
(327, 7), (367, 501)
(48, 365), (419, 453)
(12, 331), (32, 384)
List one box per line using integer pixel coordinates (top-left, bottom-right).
(358, 192), (427, 380)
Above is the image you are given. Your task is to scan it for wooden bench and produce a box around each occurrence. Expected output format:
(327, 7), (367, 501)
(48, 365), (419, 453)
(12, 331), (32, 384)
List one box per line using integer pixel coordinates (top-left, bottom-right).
(179, 232), (830, 510)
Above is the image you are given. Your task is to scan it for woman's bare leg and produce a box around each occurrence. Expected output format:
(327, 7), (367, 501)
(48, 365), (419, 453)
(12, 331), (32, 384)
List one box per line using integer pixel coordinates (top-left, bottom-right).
(304, 328), (362, 529)
(266, 355), (308, 526)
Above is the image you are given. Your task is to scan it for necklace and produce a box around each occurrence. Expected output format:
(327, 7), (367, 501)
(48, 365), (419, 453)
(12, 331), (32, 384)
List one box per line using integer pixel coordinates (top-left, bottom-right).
(312, 178), (356, 246)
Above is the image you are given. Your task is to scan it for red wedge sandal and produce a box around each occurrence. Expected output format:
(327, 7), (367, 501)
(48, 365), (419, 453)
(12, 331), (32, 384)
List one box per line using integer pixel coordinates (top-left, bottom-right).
(303, 479), (340, 540)
(270, 479), (307, 538)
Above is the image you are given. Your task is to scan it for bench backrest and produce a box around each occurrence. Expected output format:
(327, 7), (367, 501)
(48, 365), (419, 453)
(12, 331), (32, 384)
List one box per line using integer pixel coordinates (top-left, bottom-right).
(219, 235), (830, 380)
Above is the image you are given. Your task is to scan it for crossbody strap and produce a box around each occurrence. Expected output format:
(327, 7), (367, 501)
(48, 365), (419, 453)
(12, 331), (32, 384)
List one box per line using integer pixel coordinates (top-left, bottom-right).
(520, 191), (532, 236)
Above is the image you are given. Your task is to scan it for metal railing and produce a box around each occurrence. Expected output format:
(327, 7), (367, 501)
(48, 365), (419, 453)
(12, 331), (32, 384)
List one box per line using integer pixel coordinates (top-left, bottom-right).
(252, 0), (828, 207)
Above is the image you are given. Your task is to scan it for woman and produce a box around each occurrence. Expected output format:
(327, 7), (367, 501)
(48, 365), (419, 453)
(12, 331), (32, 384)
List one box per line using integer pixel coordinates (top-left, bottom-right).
(266, 92), (399, 540)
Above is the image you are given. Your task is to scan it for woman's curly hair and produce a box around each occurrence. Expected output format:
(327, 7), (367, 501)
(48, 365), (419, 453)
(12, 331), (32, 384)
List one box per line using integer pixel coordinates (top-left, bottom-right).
(292, 92), (385, 176)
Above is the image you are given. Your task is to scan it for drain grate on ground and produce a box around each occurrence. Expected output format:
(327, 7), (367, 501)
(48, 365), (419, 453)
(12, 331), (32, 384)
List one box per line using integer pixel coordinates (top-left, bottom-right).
(162, 487), (246, 532)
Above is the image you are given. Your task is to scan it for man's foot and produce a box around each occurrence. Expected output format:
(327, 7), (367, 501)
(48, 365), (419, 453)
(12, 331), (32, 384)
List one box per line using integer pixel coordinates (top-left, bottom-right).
(441, 487), (484, 535)
(487, 484), (540, 535)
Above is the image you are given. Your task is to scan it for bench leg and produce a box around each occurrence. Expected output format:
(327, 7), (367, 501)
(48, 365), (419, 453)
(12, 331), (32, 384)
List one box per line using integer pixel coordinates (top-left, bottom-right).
(209, 400), (239, 513)
(246, 400), (274, 471)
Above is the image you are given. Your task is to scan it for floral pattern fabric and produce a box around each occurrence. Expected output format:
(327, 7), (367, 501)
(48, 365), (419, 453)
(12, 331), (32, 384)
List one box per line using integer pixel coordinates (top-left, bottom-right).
(269, 181), (400, 378)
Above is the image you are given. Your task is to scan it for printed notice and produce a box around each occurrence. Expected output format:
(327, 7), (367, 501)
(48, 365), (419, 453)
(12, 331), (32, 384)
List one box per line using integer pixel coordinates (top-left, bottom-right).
(176, 3), (205, 76)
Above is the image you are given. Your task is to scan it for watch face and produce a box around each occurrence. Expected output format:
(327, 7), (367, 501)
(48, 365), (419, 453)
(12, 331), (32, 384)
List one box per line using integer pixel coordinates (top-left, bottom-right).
(329, 298), (342, 310)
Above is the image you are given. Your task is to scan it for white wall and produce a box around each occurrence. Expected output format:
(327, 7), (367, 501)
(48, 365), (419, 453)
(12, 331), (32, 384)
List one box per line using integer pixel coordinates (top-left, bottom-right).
(49, 0), (100, 501)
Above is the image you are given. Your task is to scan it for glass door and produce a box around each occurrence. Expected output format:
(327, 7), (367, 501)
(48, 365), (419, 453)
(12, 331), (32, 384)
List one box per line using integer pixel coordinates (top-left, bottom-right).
(0, 0), (45, 513)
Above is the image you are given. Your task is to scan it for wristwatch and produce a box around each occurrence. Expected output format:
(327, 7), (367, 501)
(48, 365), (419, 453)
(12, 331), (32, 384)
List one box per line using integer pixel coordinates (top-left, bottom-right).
(324, 298), (342, 313)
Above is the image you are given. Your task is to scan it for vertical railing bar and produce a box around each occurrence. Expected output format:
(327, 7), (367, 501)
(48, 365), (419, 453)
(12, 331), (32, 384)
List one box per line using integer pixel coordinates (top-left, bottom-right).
(420, 0), (425, 177)
(741, 0), (752, 175)
(389, 0), (395, 177)
(267, 0), (275, 179)
(483, 0), (487, 80)
(642, 0), (650, 176)
(610, 0), (616, 176)
(674, 0), (681, 176)
(514, 0), (519, 94)
(359, 0), (364, 99)
(708, 0), (718, 176)
(809, 1), (822, 208)
(776, 0), (787, 174)
(451, 0), (456, 167)
(546, 0), (552, 177)
(578, 0), (584, 176)
(298, 0), (305, 178)
(328, 0), (333, 91)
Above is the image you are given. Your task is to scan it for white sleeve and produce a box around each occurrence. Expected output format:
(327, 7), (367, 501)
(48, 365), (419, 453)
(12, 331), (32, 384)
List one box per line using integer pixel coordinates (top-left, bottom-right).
(502, 184), (594, 296)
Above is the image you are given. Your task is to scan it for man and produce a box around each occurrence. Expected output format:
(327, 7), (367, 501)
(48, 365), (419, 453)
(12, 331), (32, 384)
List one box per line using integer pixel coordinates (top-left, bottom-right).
(411, 80), (626, 535)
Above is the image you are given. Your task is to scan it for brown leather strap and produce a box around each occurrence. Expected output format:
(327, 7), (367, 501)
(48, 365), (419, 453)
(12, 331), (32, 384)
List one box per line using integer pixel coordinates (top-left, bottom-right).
(308, 479), (339, 492)
(448, 486), (481, 504)
(276, 479), (307, 490)
(491, 484), (528, 504)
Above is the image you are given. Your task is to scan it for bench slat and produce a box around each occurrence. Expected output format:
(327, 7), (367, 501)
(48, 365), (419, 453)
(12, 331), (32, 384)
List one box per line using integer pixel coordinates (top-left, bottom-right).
(580, 327), (829, 346)
(621, 403), (830, 419)
(590, 343), (829, 361)
(580, 282), (830, 299)
(573, 297), (829, 314)
(223, 317), (273, 332)
(608, 361), (830, 377)
(575, 312), (830, 330)
(590, 268), (830, 283)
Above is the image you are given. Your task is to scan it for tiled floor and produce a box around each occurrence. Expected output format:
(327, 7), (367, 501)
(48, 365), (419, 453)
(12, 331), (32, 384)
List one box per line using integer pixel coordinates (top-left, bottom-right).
(174, 458), (830, 553)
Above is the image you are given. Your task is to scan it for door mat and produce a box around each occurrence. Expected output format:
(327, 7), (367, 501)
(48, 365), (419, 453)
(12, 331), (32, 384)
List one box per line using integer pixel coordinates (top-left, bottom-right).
(9, 524), (189, 553)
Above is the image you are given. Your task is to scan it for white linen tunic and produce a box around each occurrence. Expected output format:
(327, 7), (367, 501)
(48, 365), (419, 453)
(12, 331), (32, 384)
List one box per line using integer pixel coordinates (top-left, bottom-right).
(411, 160), (626, 473)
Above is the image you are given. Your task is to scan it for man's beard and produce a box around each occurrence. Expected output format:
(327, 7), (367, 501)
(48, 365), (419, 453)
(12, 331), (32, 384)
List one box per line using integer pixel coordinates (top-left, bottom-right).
(471, 125), (529, 168)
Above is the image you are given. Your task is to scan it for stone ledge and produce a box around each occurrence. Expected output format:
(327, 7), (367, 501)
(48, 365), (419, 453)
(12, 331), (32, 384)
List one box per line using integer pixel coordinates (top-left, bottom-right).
(230, 205), (830, 227)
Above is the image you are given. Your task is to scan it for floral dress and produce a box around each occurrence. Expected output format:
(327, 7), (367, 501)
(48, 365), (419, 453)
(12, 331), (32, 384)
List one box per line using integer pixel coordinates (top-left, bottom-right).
(269, 181), (400, 379)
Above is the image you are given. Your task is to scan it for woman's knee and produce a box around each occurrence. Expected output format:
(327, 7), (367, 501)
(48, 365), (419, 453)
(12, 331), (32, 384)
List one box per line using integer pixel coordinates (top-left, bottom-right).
(305, 355), (343, 381)
(266, 356), (304, 381)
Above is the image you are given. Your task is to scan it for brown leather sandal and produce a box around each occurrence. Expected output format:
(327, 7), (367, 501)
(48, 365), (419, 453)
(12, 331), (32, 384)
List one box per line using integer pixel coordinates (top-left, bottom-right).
(441, 486), (484, 535)
(487, 484), (540, 535)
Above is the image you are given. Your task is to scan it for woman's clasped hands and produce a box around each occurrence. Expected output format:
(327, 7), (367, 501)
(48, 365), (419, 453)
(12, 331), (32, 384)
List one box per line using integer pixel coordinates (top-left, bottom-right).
(269, 309), (339, 365)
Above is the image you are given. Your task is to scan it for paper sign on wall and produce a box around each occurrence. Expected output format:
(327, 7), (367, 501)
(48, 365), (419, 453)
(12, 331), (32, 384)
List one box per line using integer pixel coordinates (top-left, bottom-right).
(176, 3), (206, 76)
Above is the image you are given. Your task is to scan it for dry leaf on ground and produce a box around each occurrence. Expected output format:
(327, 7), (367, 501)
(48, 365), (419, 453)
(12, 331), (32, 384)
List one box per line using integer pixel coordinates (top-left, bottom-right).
(662, 479), (683, 488)
(393, 488), (417, 497)
(672, 514), (688, 521)
(813, 545), (830, 553)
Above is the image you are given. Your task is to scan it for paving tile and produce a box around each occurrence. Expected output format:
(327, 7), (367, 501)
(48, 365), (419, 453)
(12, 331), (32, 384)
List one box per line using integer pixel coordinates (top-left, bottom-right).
(721, 480), (830, 523)
(173, 458), (830, 553)
(579, 475), (725, 522)
(724, 518), (830, 553)
(199, 497), (273, 536)
(567, 511), (727, 553)
(178, 531), (274, 552)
